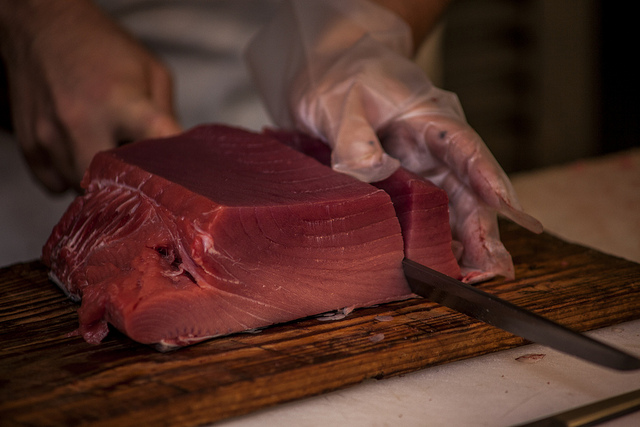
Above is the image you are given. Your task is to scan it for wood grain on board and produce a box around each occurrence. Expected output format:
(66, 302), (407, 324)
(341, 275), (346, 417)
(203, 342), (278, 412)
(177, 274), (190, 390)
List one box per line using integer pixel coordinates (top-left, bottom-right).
(1, 221), (639, 426)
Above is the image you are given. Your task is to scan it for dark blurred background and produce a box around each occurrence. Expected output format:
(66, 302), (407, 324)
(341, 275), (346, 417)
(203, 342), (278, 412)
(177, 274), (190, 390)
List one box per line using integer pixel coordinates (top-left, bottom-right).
(439, 0), (637, 173)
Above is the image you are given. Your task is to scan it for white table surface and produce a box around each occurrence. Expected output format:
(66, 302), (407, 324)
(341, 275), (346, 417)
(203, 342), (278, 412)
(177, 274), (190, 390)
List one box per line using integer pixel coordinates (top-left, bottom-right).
(2, 133), (639, 426)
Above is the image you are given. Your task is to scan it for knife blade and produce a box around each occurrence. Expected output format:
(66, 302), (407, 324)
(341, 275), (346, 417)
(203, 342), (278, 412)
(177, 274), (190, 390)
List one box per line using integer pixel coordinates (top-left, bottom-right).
(402, 258), (640, 371)
(514, 388), (640, 427)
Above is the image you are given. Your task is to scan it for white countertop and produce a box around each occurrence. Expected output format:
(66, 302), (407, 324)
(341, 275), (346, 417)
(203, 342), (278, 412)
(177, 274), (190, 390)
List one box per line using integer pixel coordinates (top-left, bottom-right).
(2, 132), (639, 426)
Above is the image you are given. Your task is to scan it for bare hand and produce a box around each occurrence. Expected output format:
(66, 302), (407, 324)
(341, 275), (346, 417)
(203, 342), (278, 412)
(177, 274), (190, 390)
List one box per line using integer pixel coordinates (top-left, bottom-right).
(1, 0), (182, 192)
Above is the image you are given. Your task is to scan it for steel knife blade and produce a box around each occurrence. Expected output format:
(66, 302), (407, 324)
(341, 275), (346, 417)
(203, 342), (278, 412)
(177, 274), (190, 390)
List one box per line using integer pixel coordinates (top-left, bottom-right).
(514, 388), (640, 427)
(402, 258), (640, 371)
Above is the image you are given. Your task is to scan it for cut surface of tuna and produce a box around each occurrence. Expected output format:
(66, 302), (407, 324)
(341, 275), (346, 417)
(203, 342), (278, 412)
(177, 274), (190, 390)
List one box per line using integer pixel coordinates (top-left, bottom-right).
(264, 129), (461, 279)
(43, 125), (413, 349)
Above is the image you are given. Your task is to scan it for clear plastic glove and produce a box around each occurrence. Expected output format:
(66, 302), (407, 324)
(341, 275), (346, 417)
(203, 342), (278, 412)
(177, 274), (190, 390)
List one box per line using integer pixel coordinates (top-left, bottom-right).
(246, 0), (542, 281)
(0, 0), (181, 193)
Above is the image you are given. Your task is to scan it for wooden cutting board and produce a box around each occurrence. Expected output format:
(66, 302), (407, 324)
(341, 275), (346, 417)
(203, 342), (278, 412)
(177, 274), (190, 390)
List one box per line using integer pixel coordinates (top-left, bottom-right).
(2, 220), (640, 426)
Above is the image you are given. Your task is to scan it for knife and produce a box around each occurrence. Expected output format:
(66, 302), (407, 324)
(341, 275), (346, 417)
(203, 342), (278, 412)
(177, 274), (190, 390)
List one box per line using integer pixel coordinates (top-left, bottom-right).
(514, 388), (640, 427)
(402, 258), (640, 371)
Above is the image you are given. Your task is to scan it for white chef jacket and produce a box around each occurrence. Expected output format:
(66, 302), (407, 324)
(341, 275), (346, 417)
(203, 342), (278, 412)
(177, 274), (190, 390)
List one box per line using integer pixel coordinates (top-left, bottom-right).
(93, 0), (280, 130)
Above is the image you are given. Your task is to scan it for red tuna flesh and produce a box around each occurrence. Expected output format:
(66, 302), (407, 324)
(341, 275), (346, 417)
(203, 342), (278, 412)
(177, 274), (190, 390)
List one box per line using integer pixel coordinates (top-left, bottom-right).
(264, 129), (461, 279)
(42, 125), (413, 349)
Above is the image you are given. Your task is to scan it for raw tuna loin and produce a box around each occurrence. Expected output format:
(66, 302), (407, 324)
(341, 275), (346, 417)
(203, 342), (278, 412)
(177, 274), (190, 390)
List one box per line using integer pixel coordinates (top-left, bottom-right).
(43, 124), (459, 349)
(264, 129), (461, 279)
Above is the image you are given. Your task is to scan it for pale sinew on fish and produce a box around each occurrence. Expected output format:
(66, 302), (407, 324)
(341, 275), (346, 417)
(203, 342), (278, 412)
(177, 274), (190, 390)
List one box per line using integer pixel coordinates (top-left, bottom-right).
(43, 124), (459, 349)
(264, 129), (462, 279)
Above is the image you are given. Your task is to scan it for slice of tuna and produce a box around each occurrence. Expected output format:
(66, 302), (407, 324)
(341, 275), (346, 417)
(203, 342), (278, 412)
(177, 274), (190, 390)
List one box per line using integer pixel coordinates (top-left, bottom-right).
(263, 129), (461, 279)
(42, 125), (412, 349)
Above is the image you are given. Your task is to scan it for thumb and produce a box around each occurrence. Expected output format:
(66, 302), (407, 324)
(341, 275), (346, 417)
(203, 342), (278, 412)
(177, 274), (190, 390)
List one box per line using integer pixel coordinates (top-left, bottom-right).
(115, 101), (182, 144)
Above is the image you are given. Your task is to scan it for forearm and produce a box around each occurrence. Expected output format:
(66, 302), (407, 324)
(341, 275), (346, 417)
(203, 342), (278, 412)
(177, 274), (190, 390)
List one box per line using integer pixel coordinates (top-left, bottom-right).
(369, 0), (451, 50)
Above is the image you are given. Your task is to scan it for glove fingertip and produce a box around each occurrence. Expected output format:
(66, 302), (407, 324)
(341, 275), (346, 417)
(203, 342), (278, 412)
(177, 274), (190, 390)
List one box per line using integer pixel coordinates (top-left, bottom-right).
(331, 123), (400, 182)
(332, 153), (400, 183)
(499, 202), (544, 234)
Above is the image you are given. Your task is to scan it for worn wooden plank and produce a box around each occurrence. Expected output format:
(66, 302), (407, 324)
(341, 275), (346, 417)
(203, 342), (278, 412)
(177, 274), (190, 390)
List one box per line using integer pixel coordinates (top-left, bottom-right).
(1, 221), (640, 426)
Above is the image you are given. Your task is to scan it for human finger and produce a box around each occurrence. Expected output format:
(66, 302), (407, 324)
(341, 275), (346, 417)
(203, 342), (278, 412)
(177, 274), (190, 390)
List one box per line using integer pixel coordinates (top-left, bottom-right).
(407, 113), (542, 234)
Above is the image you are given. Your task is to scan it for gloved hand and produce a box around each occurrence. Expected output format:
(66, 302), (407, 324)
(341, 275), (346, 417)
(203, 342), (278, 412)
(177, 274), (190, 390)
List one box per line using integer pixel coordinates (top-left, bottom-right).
(0, 0), (181, 193)
(246, 0), (542, 281)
